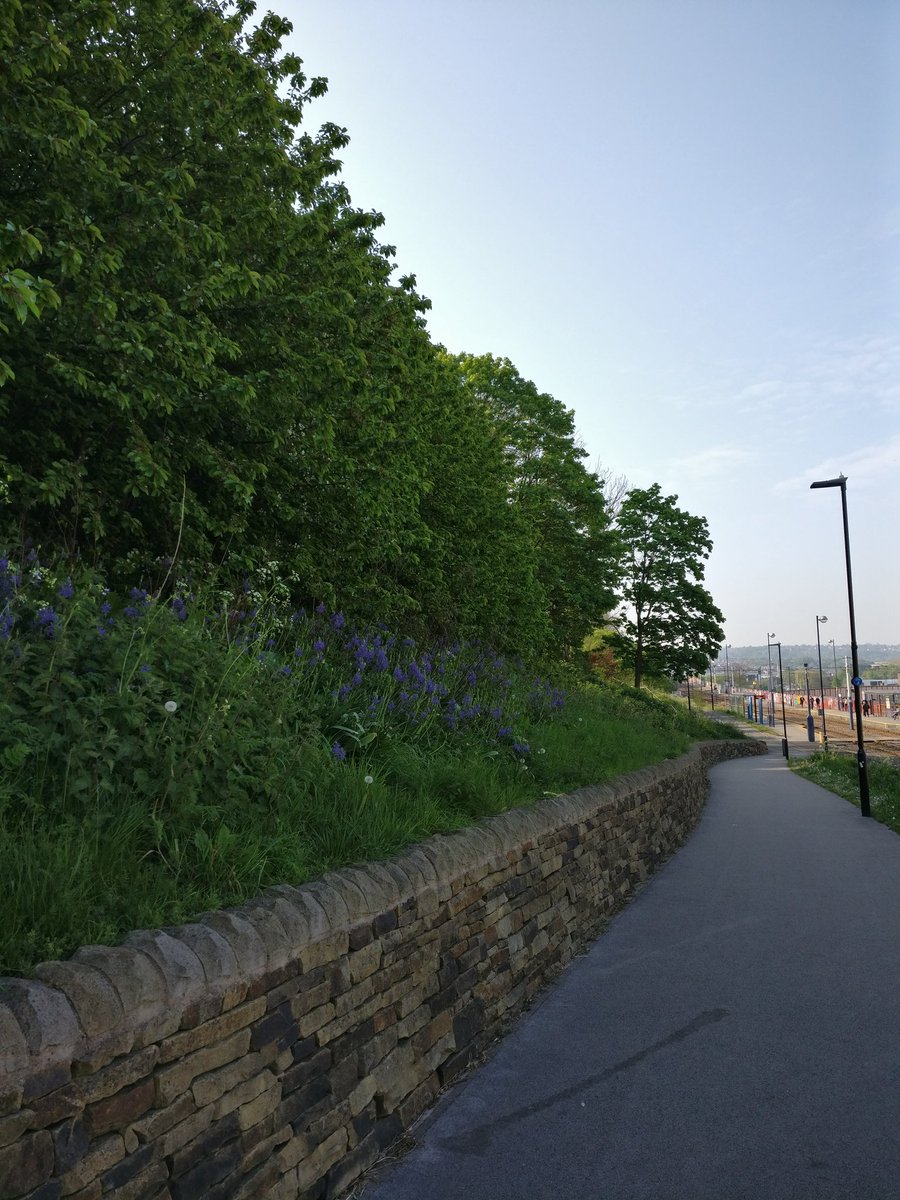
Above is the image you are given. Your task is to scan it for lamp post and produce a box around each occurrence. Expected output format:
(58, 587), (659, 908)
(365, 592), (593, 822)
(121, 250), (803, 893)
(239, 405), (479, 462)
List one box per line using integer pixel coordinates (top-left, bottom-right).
(810, 475), (869, 817)
(708, 664), (715, 710)
(766, 633), (776, 726)
(772, 640), (789, 758)
(815, 615), (828, 750)
(724, 644), (731, 694)
(803, 663), (815, 741)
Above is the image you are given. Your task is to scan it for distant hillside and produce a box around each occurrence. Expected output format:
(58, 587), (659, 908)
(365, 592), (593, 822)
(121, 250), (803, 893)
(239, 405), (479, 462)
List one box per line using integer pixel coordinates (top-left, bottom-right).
(722, 645), (900, 672)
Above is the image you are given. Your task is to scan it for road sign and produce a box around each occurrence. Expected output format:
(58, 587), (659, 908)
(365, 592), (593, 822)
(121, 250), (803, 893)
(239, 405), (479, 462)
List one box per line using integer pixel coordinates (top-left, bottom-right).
(851, 676), (863, 687)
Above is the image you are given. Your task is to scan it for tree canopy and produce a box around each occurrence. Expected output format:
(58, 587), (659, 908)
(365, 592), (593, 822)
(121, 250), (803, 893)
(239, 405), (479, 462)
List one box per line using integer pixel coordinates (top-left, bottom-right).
(1, 0), (725, 668)
(610, 484), (724, 687)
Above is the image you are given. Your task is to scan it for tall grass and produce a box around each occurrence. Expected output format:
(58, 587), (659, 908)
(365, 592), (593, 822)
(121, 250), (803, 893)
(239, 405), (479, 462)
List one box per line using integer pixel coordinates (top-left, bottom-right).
(0, 552), (738, 975)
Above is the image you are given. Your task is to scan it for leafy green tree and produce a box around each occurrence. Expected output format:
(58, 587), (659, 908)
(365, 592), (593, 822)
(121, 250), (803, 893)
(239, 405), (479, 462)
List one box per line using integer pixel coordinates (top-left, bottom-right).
(449, 354), (618, 653)
(1, 0), (355, 569)
(610, 484), (724, 688)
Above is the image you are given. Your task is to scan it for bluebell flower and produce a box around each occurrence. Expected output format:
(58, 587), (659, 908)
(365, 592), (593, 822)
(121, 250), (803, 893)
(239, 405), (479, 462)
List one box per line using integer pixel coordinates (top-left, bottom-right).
(331, 742), (347, 761)
(512, 741), (531, 755)
(313, 638), (326, 654)
(35, 606), (58, 637)
(392, 666), (406, 683)
(497, 726), (512, 738)
(58, 578), (74, 600)
(99, 600), (112, 617)
(374, 647), (389, 671)
(0, 608), (15, 640)
(139, 663), (151, 673)
(171, 597), (187, 621)
(331, 612), (345, 630)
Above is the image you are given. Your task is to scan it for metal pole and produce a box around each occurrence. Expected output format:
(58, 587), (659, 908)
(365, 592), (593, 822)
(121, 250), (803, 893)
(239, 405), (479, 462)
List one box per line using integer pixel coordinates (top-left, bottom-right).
(776, 641), (789, 758)
(766, 635), (775, 726)
(815, 616), (828, 750)
(810, 475), (869, 816)
(804, 663), (815, 741)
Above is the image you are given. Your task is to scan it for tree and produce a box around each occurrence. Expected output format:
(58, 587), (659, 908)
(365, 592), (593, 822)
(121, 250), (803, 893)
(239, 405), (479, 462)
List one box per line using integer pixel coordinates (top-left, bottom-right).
(449, 354), (618, 654)
(610, 484), (724, 688)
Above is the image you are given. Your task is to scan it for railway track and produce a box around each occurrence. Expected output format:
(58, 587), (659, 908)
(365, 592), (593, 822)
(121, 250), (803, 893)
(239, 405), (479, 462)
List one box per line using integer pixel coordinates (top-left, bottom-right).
(734, 706), (900, 762)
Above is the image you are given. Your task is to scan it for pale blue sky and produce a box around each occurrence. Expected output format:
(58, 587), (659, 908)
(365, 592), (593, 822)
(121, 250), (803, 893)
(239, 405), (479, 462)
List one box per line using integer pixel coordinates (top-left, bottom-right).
(273, 0), (900, 648)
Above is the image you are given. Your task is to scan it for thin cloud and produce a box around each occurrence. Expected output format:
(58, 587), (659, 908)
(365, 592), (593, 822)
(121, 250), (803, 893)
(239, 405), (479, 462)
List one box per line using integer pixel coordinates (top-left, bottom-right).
(667, 444), (756, 480)
(773, 435), (900, 494)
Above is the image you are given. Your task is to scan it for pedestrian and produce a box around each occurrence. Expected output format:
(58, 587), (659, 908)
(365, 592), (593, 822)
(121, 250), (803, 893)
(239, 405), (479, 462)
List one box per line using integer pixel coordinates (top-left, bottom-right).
(863, 699), (870, 717)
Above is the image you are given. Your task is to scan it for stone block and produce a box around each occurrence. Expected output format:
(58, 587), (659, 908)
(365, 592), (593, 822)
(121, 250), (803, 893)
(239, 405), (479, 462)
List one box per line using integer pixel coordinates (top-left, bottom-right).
(168, 922), (243, 1012)
(299, 933), (349, 975)
(124, 1090), (194, 1146)
(295, 1128), (347, 1194)
(168, 1110), (240, 1178)
(86, 1076), (155, 1136)
(189, 1046), (263, 1110)
(158, 996), (266, 1065)
(59, 1133), (125, 1195)
(121, 931), (206, 1013)
(168, 1136), (241, 1200)
(212, 1071), (273, 1122)
(235, 1080), (281, 1131)
(298, 881), (351, 931)
(28, 1081), (84, 1128)
(70, 947), (174, 1047)
(101, 1159), (168, 1200)
(282, 1048), (331, 1097)
(196, 911), (267, 989)
(154, 1026), (251, 1107)
(51, 1116), (89, 1174)
(0, 1129), (53, 1199)
(248, 1001), (299, 1056)
(0, 978), (83, 1067)
(30, 962), (127, 1054)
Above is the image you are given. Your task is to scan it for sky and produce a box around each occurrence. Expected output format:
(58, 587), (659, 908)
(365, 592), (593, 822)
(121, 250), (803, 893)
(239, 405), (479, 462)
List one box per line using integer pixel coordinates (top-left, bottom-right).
(271, 0), (900, 651)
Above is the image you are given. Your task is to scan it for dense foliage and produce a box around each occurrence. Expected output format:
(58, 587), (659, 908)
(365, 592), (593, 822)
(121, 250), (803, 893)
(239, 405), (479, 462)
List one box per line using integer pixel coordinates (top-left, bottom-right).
(610, 484), (725, 688)
(0, 0), (623, 657)
(0, 554), (737, 974)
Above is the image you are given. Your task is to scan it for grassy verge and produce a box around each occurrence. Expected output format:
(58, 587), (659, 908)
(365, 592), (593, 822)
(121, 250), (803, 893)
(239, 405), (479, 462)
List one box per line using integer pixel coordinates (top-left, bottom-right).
(792, 753), (900, 834)
(0, 554), (739, 975)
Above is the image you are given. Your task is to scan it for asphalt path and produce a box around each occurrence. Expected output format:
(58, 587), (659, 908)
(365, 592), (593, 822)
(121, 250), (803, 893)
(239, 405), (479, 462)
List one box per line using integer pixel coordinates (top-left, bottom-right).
(358, 749), (900, 1200)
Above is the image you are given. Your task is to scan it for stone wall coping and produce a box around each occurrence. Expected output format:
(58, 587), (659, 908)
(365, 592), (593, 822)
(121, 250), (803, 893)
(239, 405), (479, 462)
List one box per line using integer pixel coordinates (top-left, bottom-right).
(0, 738), (766, 1093)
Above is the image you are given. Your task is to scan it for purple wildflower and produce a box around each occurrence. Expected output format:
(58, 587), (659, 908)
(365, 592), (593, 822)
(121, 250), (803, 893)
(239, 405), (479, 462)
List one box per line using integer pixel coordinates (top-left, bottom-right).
(58, 578), (74, 600)
(35, 606), (58, 637)
(331, 742), (347, 761)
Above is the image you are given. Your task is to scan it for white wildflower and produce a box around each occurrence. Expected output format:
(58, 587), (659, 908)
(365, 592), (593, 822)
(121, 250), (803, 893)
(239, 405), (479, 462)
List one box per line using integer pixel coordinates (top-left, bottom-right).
(164, 700), (178, 714)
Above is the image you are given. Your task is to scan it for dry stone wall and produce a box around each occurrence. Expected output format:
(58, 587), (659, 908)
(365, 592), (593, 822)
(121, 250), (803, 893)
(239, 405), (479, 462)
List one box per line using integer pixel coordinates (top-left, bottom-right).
(0, 738), (765, 1200)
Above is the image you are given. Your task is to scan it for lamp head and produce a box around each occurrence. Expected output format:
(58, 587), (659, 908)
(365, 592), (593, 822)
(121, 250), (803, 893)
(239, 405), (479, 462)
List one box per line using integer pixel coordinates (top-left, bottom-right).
(817, 615), (827, 624)
(810, 474), (847, 490)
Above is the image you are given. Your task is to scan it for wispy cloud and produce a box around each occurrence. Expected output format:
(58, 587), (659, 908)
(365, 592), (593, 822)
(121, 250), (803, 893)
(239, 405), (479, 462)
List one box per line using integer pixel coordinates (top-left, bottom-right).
(667, 444), (756, 480)
(773, 435), (900, 494)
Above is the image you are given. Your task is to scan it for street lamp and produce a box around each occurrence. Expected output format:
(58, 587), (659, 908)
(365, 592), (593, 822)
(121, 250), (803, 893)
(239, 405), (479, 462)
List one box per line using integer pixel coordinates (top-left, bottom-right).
(724, 644), (731, 694)
(769, 640), (790, 758)
(810, 475), (869, 817)
(815, 615), (828, 750)
(766, 633), (776, 726)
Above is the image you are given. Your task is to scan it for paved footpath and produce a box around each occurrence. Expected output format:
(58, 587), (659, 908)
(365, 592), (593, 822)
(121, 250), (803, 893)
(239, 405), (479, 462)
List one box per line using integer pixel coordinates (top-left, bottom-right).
(358, 749), (900, 1200)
